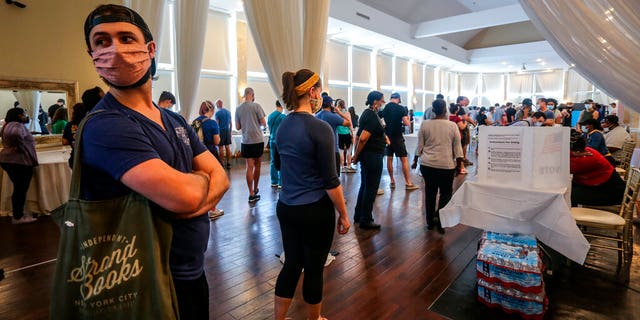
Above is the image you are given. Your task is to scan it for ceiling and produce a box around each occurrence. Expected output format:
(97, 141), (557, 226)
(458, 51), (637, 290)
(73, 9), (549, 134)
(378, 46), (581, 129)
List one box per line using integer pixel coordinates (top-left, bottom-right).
(210, 0), (569, 73)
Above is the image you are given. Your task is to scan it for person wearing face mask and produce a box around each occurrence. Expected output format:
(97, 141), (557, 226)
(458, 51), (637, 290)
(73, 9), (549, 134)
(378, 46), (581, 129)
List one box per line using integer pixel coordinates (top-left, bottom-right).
(78, 5), (229, 319)
(577, 100), (598, 131)
(316, 95), (351, 177)
(580, 118), (614, 164)
(531, 111), (548, 127)
(235, 87), (267, 203)
(602, 115), (632, 163)
(0, 108), (38, 224)
(352, 91), (389, 230)
(273, 69), (350, 320)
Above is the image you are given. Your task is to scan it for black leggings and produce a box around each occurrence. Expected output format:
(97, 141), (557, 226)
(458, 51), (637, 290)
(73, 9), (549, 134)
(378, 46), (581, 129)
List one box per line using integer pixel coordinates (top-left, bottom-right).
(420, 165), (455, 227)
(1, 163), (34, 220)
(275, 195), (335, 304)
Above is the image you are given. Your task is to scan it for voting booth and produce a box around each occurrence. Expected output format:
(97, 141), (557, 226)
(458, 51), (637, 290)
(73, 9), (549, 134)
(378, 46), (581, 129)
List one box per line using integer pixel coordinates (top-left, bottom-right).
(440, 126), (589, 318)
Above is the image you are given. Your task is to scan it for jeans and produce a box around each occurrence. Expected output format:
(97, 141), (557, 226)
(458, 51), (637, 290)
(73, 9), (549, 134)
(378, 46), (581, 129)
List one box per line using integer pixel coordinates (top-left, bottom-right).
(1, 163), (34, 220)
(420, 165), (455, 227)
(354, 151), (383, 224)
(270, 141), (280, 185)
(174, 273), (209, 320)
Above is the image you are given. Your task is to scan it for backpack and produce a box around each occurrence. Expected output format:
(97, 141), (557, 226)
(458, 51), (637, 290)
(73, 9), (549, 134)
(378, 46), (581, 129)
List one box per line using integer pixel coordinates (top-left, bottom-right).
(191, 118), (209, 143)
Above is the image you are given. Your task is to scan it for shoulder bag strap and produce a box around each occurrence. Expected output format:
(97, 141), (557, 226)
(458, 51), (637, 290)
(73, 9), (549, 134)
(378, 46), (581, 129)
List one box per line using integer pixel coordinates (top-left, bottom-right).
(69, 109), (106, 200)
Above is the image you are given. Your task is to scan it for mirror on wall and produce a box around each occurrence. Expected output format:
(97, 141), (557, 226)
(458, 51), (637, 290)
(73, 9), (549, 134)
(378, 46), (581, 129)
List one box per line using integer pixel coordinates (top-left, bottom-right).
(0, 77), (79, 134)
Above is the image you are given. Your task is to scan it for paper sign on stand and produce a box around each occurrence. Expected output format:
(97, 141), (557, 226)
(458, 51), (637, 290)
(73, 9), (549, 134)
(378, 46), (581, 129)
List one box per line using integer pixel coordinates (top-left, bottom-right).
(477, 126), (570, 190)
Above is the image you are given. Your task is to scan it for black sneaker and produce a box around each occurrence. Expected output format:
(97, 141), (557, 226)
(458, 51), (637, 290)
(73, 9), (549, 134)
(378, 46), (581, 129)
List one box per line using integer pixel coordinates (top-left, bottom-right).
(248, 195), (259, 202)
(359, 222), (381, 230)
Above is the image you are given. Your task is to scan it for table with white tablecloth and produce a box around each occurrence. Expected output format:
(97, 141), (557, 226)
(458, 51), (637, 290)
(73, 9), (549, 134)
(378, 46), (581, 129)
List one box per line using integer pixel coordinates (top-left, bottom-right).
(0, 146), (72, 216)
(230, 133), (270, 156)
(439, 181), (590, 264)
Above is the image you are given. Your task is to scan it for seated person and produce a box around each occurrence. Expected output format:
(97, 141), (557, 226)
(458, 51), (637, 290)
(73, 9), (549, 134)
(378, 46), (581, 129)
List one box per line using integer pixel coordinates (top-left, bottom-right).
(531, 111), (548, 126)
(602, 115), (632, 163)
(570, 130), (625, 207)
(581, 118), (616, 164)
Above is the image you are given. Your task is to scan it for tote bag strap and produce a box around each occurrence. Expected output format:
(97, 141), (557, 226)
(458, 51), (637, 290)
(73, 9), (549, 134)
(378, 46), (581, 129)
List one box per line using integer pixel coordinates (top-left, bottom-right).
(69, 109), (105, 200)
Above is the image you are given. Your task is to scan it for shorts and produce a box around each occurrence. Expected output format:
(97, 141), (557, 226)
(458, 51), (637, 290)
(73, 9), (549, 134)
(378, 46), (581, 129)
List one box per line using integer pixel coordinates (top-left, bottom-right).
(460, 129), (470, 146)
(219, 129), (231, 146)
(386, 137), (408, 157)
(338, 133), (352, 149)
(241, 142), (264, 158)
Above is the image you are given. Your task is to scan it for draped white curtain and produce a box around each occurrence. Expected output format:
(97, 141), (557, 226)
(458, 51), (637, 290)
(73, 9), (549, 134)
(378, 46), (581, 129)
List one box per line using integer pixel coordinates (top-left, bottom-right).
(534, 71), (563, 97)
(520, 0), (640, 111)
(460, 74), (479, 98)
(126, 0), (166, 61)
(508, 73), (533, 103)
(13, 90), (40, 131)
(566, 69), (593, 103)
(482, 74), (504, 105)
(425, 67), (436, 92)
(174, 0), (208, 120)
(243, 0), (330, 101)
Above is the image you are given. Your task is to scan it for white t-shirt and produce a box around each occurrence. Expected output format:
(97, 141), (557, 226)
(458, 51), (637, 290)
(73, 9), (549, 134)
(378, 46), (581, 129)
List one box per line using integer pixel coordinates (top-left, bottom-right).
(605, 126), (631, 149)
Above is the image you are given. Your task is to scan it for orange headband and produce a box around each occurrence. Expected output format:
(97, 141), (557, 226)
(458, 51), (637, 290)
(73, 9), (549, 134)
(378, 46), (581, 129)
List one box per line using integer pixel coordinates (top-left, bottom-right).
(294, 73), (319, 96)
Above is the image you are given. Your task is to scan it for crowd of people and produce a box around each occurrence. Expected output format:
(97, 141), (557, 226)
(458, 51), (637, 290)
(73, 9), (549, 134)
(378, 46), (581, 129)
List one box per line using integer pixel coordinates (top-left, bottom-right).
(1, 4), (635, 320)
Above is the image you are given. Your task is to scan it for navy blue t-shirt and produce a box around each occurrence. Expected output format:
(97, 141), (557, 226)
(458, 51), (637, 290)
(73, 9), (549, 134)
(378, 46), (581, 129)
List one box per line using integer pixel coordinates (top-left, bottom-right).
(379, 102), (407, 138)
(194, 115), (220, 147)
(274, 112), (340, 206)
(80, 92), (209, 281)
(316, 109), (343, 152)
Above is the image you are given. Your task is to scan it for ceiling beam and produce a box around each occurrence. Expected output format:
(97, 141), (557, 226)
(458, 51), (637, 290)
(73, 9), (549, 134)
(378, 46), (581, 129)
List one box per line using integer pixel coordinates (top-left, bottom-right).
(413, 4), (529, 39)
(329, 0), (469, 64)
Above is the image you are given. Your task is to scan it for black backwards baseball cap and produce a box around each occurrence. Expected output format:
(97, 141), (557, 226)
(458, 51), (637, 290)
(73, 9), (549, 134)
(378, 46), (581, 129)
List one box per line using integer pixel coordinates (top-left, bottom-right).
(84, 4), (156, 77)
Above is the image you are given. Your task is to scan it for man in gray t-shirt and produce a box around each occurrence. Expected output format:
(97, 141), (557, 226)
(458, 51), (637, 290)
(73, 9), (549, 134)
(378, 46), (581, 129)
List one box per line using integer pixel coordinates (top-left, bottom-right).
(235, 87), (266, 202)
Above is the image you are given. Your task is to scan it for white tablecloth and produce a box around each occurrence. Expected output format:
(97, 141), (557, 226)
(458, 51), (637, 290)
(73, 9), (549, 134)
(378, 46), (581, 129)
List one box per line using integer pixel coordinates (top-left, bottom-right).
(439, 181), (590, 264)
(0, 147), (72, 216)
(230, 133), (270, 155)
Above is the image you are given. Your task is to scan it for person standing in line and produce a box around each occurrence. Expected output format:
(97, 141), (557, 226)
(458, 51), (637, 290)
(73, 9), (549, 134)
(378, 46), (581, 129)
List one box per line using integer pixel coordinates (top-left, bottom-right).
(47, 98), (65, 121)
(352, 91), (388, 230)
(193, 100), (225, 220)
(51, 107), (68, 134)
(267, 100), (287, 188)
(336, 99), (356, 173)
(62, 103), (91, 167)
(236, 87), (266, 202)
(214, 99), (233, 169)
(379, 92), (419, 190)
(273, 68), (350, 320)
(0, 108), (38, 224)
(37, 106), (49, 134)
(157, 91), (176, 109)
(81, 5), (229, 318)
(316, 95), (351, 176)
(417, 99), (464, 234)
(455, 96), (474, 166)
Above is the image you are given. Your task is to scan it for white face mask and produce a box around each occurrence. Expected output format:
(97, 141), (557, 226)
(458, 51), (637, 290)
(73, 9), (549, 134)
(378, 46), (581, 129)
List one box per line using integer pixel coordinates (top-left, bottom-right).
(534, 122), (543, 127)
(604, 127), (610, 133)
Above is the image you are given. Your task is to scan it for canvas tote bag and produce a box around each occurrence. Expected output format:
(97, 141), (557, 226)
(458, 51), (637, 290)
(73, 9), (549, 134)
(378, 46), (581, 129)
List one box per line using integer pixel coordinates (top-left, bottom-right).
(50, 110), (179, 319)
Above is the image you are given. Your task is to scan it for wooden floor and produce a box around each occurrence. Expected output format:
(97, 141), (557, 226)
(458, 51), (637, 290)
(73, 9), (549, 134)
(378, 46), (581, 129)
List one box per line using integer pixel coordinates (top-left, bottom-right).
(1, 144), (639, 319)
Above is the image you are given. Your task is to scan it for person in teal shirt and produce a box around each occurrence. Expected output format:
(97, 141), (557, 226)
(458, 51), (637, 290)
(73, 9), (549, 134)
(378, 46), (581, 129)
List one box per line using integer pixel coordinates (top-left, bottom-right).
(268, 100), (287, 187)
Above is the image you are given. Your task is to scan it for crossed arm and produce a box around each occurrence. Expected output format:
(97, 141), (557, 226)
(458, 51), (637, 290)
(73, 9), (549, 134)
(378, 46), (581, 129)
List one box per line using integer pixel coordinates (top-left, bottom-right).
(121, 151), (229, 219)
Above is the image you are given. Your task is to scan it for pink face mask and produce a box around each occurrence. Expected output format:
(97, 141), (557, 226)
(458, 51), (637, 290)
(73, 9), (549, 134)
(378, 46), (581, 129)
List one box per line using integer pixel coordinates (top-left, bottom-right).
(92, 42), (151, 87)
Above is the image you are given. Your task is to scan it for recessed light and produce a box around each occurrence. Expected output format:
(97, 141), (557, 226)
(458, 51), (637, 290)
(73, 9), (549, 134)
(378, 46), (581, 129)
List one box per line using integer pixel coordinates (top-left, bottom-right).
(540, 62), (547, 65)
(501, 61), (508, 65)
(570, 63), (576, 67)
(536, 58), (542, 62)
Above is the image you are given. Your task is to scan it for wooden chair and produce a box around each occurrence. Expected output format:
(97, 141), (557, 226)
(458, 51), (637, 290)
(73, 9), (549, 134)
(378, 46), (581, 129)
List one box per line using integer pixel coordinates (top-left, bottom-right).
(614, 140), (635, 180)
(570, 167), (640, 282)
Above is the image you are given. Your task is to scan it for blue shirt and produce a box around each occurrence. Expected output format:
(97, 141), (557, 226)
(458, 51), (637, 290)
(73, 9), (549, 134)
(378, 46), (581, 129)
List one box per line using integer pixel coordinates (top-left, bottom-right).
(214, 108), (232, 131)
(267, 110), (286, 143)
(316, 109), (343, 152)
(194, 115), (220, 149)
(274, 112), (340, 206)
(80, 92), (209, 281)
(586, 130), (610, 156)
